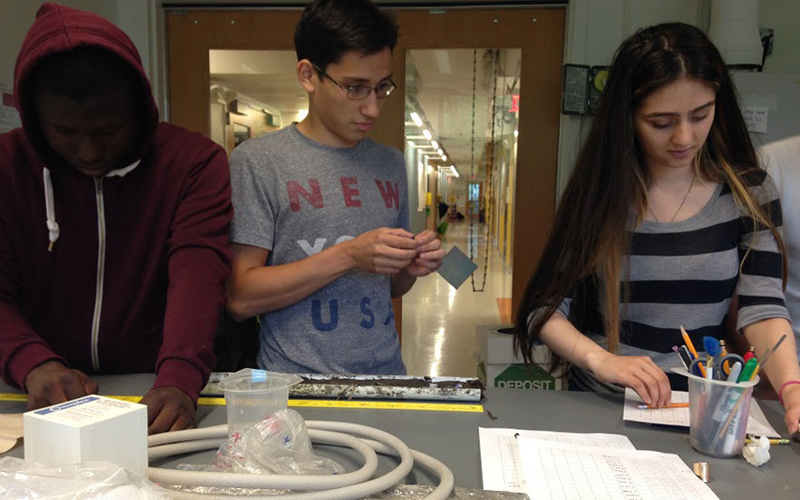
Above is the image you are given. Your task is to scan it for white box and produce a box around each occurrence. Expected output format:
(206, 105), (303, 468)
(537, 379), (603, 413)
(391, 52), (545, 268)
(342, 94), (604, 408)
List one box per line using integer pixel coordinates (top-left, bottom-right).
(24, 395), (148, 477)
(476, 325), (565, 391)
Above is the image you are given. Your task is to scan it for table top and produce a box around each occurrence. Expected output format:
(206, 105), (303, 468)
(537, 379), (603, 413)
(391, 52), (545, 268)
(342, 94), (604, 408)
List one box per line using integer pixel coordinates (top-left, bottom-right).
(2, 375), (799, 498)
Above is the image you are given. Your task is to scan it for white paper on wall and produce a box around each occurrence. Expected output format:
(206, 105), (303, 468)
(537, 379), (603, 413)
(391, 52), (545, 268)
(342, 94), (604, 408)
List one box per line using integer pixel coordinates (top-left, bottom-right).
(0, 83), (21, 134)
(742, 105), (769, 133)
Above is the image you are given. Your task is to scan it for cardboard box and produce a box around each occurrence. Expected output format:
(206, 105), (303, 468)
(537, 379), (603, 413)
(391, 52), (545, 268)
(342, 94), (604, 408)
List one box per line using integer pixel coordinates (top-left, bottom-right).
(24, 395), (148, 477)
(478, 362), (566, 391)
(476, 325), (565, 390)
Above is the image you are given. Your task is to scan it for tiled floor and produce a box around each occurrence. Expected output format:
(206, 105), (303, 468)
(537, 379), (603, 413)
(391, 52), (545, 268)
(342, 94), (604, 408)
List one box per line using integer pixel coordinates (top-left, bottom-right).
(401, 220), (513, 377)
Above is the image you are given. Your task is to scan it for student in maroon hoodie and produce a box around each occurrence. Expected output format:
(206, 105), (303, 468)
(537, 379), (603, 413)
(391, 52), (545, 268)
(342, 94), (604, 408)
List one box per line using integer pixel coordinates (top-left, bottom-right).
(0, 4), (232, 434)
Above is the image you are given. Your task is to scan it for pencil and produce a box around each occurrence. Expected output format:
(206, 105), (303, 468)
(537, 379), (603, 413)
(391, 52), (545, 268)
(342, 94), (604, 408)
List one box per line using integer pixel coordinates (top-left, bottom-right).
(637, 402), (690, 409)
(745, 438), (791, 445)
(680, 326), (706, 378)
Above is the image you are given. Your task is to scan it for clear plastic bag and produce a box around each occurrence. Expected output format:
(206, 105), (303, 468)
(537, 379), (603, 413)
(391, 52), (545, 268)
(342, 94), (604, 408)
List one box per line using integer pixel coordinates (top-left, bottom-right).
(168, 408), (344, 496)
(0, 457), (169, 499)
(180, 408), (345, 476)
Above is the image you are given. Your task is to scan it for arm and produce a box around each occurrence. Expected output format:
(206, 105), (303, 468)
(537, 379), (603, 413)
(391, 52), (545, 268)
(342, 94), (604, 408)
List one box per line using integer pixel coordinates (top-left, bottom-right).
(0, 215), (98, 407)
(226, 141), (419, 319)
(391, 270), (416, 298)
(228, 227), (419, 320)
(742, 318), (800, 433)
(734, 173), (800, 433)
(538, 313), (671, 407)
(148, 143), (233, 434)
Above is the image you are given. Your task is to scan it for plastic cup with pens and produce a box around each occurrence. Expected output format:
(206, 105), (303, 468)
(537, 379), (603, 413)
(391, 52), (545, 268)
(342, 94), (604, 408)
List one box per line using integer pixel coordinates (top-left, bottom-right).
(675, 367), (759, 457)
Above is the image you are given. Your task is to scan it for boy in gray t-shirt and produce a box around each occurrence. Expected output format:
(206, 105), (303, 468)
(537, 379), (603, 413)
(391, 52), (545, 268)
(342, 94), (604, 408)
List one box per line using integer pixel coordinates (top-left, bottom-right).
(226, 0), (444, 375)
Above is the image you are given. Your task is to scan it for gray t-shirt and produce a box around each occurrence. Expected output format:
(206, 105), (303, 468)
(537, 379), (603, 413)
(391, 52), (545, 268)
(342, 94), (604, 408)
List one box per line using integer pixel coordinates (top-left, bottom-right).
(229, 125), (408, 375)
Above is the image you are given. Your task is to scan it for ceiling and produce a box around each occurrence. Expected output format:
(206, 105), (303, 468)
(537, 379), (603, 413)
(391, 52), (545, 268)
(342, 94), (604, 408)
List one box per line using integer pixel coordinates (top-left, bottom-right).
(406, 48), (521, 176)
(210, 50), (307, 117)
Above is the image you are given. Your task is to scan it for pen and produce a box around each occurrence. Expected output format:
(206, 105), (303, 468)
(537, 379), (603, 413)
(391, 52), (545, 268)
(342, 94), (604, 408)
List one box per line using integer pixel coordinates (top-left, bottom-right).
(680, 326), (706, 377)
(675, 346), (692, 369)
(637, 402), (690, 409)
(745, 438), (791, 445)
(738, 358), (759, 383)
(744, 346), (756, 363)
(726, 361), (742, 382)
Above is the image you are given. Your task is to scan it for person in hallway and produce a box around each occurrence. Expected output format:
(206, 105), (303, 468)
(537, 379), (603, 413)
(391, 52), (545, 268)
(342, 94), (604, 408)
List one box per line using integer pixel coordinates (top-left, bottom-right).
(760, 135), (800, 362)
(226, 0), (445, 375)
(514, 23), (800, 434)
(0, 4), (232, 434)
(437, 195), (449, 220)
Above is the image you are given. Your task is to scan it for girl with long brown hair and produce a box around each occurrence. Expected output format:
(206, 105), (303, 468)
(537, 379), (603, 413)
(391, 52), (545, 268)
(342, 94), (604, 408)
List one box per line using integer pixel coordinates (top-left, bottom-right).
(515, 23), (800, 434)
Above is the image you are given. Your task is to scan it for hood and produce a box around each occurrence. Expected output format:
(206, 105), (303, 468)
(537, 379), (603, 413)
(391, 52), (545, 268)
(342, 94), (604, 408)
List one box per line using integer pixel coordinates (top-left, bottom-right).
(14, 2), (158, 172)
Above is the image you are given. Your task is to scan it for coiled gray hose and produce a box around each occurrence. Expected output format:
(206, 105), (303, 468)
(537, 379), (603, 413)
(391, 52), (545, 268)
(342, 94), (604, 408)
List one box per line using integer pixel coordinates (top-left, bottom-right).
(148, 420), (454, 500)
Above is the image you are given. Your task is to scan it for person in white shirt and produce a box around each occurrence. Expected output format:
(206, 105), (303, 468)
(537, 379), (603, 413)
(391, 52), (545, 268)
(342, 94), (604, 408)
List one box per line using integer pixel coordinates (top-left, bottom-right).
(760, 135), (800, 362)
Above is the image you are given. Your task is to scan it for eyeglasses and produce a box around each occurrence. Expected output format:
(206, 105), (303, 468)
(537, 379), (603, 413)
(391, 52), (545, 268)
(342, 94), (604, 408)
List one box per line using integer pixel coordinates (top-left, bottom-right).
(311, 63), (396, 100)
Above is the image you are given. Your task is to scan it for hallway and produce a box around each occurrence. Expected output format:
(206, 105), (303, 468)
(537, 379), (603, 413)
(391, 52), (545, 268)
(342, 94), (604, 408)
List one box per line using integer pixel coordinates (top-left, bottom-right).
(401, 220), (513, 378)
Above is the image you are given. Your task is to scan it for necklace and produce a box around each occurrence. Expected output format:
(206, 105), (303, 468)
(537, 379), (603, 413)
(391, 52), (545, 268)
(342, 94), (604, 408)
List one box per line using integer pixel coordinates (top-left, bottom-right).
(649, 173), (696, 223)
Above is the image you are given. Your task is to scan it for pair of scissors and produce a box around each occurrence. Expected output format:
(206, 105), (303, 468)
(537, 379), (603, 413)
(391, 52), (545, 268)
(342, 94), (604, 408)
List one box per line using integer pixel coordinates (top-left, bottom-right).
(689, 354), (745, 379)
(689, 357), (709, 378)
(717, 353), (745, 376)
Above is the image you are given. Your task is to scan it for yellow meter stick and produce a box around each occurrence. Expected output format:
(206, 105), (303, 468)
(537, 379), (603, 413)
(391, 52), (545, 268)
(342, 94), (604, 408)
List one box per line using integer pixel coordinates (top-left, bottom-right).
(0, 393), (483, 413)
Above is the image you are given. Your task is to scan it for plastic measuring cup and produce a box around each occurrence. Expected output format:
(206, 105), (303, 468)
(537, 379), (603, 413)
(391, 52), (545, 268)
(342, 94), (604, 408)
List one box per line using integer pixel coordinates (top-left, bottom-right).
(217, 369), (302, 436)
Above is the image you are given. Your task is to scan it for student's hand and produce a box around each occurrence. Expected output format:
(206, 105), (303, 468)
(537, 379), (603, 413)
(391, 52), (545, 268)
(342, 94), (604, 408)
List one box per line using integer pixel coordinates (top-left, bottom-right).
(140, 386), (197, 435)
(780, 383), (800, 434)
(346, 227), (419, 274)
(587, 351), (671, 407)
(404, 230), (445, 277)
(24, 360), (99, 410)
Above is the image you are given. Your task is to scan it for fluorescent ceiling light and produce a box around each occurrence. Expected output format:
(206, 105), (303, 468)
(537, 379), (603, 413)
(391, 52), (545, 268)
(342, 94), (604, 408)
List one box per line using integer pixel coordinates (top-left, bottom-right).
(434, 49), (453, 74)
(423, 129), (432, 140)
(410, 112), (423, 127)
(441, 154), (447, 161)
(430, 140), (439, 150)
(437, 148), (444, 156)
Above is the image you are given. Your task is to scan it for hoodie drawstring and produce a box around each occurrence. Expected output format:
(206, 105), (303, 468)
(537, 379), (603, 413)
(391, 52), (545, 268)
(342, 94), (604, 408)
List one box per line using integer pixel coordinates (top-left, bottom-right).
(43, 167), (60, 251)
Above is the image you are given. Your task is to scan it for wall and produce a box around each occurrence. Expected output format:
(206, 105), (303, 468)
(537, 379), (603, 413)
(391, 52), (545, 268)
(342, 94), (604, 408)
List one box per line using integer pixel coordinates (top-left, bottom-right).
(558, 0), (800, 198)
(3, 0), (796, 193)
(759, 0), (800, 73)
(0, 2), (35, 88)
(0, 0), (157, 109)
(557, 0), (706, 198)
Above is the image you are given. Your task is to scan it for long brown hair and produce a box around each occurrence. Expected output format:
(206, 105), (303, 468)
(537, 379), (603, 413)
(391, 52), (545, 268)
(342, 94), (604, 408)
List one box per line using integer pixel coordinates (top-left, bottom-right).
(514, 23), (786, 369)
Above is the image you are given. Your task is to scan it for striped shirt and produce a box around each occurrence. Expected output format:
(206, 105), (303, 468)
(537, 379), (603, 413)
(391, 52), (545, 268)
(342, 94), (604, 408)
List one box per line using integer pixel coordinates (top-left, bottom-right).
(558, 173), (788, 389)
